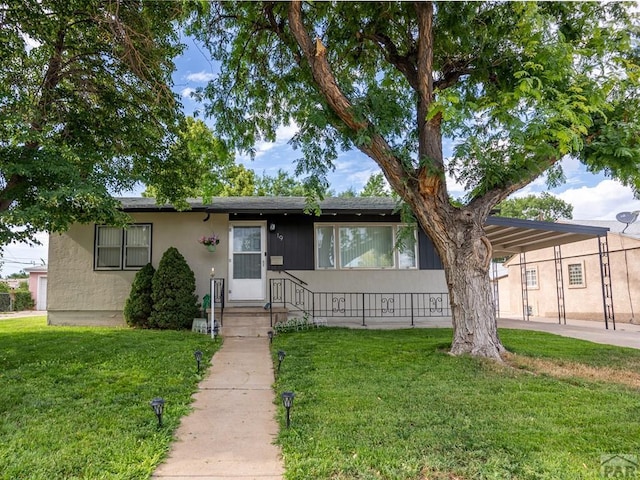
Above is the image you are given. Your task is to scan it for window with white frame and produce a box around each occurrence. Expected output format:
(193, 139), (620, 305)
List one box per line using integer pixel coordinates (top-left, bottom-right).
(525, 267), (538, 288)
(568, 262), (585, 287)
(315, 224), (417, 270)
(95, 224), (151, 270)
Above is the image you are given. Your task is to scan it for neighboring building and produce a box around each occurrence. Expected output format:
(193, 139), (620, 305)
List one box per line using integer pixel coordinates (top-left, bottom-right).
(1, 278), (23, 290)
(24, 265), (48, 311)
(497, 220), (640, 326)
(47, 197), (611, 327)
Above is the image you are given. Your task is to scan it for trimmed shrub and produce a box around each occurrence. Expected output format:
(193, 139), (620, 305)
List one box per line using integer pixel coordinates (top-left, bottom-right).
(123, 263), (156, 328)
(14, 291), (34, 311)
(0, 282), (10, 293)
(149, 247), (198, 330)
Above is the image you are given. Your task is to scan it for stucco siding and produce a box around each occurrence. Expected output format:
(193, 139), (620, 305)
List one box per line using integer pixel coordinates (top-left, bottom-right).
(48, 212), (231, 325)
(498, 233), (640, 323)
(269, 269), (446, 294)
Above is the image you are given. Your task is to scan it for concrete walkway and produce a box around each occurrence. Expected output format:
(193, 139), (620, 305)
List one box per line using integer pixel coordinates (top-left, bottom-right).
(497, 316), (640, 350)
(152, 336), (283, 480)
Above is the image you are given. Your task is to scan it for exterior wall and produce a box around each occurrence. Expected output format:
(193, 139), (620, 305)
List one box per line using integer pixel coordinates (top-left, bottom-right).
(48, 211), (447, 326)
(266, 269), (446, 294)
(498, 233), (640, 323)
(48, 212), (231, 326)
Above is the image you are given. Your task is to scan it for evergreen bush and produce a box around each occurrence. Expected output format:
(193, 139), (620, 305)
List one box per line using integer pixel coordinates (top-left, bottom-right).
(149, 247), (198, 330)
(14, 291), (34, 311)
(123, 263), (155, 328)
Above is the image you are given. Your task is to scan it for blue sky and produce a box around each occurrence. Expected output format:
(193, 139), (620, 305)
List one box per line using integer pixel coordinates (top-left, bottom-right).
(2, 35), (639, 276)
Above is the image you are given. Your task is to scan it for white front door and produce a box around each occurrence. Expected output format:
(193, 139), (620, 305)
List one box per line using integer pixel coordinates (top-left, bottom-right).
(228, 223), (266, 301)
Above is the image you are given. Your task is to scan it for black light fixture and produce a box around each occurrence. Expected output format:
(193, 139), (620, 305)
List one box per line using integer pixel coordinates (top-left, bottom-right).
(277, 350), (286, 374)
(281, 391), (295, 428)
(267, 330), (274, 344)
(150, 397), (165, 427)
(194, 350), (203, 373)
(212, 322), (219, 340)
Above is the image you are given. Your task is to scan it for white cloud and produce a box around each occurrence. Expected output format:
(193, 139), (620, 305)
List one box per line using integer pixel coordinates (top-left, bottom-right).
(557, 179), (639, 220)
(180, 87), (196, 98)
(186, 72), (216, 82)
(445, 172), (466, 199)
(333, 151), (379, 185)
(251, 123), (300, 158)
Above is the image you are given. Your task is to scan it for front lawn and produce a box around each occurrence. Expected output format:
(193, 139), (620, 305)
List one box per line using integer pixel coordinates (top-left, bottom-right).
(273, 328), (640, 479)
(0, 316), (219, 480)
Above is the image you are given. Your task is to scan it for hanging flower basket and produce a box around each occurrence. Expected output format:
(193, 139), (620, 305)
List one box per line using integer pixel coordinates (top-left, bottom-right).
(199, 233), (220, 252)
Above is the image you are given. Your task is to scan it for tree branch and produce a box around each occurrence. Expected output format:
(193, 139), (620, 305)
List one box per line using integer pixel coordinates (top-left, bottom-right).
(469, 157), (560, 219)
(360, 30), (418, 90)
(434, 57), (475, 90)
(287, 0), (411, 198)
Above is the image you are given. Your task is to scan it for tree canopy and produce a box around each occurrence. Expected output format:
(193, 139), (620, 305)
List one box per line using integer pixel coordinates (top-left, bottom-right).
(189, 1), (639, 358)
(497, 192), (573, 222)
(0, 0), (193, 245)
(142, 116), (232, 207)
(360, 173), (392, 197)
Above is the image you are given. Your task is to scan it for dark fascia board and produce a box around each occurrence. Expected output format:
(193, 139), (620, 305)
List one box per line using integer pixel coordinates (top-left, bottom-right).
(485, 215), (609, 237)
(120, 198), (610, 236)
(118, 197), (399, 215)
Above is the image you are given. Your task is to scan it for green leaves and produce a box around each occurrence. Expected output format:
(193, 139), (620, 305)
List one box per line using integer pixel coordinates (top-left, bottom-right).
(0, 1), (189, 244)
(497, 192), (574, 222)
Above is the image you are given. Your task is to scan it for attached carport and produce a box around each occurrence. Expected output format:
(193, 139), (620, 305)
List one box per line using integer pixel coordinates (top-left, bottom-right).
(484, 216), (614, 329)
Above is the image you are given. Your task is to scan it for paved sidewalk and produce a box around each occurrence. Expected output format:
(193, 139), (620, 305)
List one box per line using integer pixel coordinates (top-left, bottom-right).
(152, 337), (283, 480)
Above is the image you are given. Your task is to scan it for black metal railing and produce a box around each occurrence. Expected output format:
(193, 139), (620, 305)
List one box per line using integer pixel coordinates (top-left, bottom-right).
(269, 278), (450, 327)
(211, 278), (225, 326)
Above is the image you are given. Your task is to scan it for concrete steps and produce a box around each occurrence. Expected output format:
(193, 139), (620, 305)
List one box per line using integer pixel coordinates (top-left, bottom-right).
(218, 306), (286, 337)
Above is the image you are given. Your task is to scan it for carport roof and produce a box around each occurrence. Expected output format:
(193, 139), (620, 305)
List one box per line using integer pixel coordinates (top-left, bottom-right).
(484, 216), (608, 258)
(119, 197), (609, 257)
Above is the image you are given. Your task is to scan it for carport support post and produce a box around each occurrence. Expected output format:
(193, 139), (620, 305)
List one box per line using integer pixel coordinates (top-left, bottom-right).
(519, 253), (530, 321)
(598, 234), (616, 330)
(492, 261), (500, 320)
(554, 245), (566, 325)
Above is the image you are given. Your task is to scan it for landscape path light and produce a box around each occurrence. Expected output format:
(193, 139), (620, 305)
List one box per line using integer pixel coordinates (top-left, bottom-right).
(213, 322), (219, 340)
(267, 330), (273, 344)
(281, 391), (295, 428)
(150, 397), (165, 427)
(194, 350), (203, 373)
(277, 350), (286, 375)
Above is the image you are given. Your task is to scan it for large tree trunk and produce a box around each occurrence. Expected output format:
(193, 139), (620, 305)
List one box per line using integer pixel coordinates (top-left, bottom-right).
(414, 203), (506, 360)
(442, 229), (505, 359)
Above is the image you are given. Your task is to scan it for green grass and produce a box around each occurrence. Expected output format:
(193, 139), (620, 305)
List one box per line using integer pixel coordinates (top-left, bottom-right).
(0, 316), (220, 480)
(272, 328), (640, 480)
